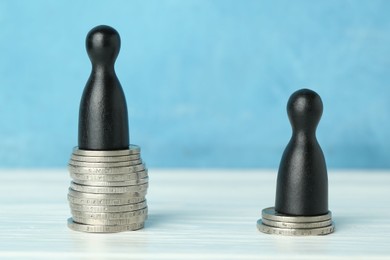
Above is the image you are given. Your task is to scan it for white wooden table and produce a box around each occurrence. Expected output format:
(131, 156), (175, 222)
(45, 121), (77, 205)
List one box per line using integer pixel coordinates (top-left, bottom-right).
(0, 169), (389, 259)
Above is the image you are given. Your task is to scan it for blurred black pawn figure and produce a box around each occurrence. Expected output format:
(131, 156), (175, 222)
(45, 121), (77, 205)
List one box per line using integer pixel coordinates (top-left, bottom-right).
(275, 88), (328, 216)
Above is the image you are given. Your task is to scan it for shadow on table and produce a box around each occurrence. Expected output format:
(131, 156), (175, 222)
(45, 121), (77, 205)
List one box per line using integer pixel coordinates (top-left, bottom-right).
(332, 214), (364, 231)
(145, 212), (180, 228)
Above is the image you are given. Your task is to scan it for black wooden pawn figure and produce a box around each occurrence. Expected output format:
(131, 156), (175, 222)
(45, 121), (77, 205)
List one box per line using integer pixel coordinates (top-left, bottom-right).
(275, 88), (328, 216)
(79, 25), (129, 150)
(257, 89), (334, 236)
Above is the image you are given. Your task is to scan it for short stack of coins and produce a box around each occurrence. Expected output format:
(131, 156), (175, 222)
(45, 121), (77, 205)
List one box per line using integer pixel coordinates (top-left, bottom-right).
(257, 207), (335, 236)
(67, 145), (148, 233)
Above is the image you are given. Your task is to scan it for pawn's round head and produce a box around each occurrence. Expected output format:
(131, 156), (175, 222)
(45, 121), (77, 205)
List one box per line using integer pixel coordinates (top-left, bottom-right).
(287, 88), (323, 132)
(86, 25), (121, 66)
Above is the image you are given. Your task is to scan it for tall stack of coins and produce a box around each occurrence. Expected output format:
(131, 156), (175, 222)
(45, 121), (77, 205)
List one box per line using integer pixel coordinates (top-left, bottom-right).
(257, 207), (334, 236)
(67, 145), (149, 233)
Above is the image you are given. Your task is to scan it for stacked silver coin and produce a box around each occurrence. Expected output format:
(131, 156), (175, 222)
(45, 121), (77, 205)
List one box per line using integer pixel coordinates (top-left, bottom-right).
(67, 145), (149, 233)
(257, 207), (335, 236)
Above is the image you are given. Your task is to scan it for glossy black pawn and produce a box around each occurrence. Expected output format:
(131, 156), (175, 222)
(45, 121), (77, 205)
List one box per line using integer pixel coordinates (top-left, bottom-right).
(78, 25), (129, 150)
(275, 89), (328, 216)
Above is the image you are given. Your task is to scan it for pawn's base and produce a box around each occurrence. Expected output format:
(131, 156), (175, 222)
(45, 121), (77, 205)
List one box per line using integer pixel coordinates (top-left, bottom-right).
(257, 207), (335, 236)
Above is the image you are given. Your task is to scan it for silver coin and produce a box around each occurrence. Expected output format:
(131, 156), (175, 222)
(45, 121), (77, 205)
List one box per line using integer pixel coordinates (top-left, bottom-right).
(72, 145), (141, 157)
(262, 207), (332, 223)
(68, 163), (146, 175)
(68, 200), (147, 213)
(71, 154), (141, 163)
(72, 177), (149, 187)
(68, 188), (147, 199)
(261, 218), (333, 229)
(67, 218), (144, 233)
(68, 194), (145, 206)
(70, 181), (149, 194)
(71, 207), (148, 220)
(72, 214), (147, 225)
(257, 219), (335, 236)
(70, 171), (148, 182)
(69, 159), (142, 168)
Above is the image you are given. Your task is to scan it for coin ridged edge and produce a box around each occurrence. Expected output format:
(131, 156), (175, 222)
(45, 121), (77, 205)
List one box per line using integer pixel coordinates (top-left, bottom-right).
(68, 163), (146, 174)
(67, 194), (146, 205)
(71, 177), (149, 187)
(68, 188), (147, 199)
(69, 159), (143, 167)
(261, 218), (333, 229)
(70, 181), (149, 194)
(71, 154), (141, 163)
(68, 200), (147, 213)
(67, 218), (144, 233)
(69, 170), (148, 181)
(71, 214), (147, 225)
(71, 207), (148, 219)
(257, 219), (335, 236)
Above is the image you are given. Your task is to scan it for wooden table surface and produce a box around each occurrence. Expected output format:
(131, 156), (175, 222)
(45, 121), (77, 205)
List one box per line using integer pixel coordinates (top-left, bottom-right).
(0, 169), (389, 259)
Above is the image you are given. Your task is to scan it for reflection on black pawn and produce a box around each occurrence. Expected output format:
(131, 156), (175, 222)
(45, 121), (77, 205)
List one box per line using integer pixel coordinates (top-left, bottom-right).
(275, 89), (328, 216)
(78, 25), (129, 150)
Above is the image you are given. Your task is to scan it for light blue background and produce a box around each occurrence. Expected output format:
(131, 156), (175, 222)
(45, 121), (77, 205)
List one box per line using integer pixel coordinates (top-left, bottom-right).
(0, 0), (389, 168)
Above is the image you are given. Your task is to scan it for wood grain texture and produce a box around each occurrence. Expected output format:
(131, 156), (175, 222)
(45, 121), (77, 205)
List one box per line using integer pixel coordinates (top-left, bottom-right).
(0, 169), (389, 259)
